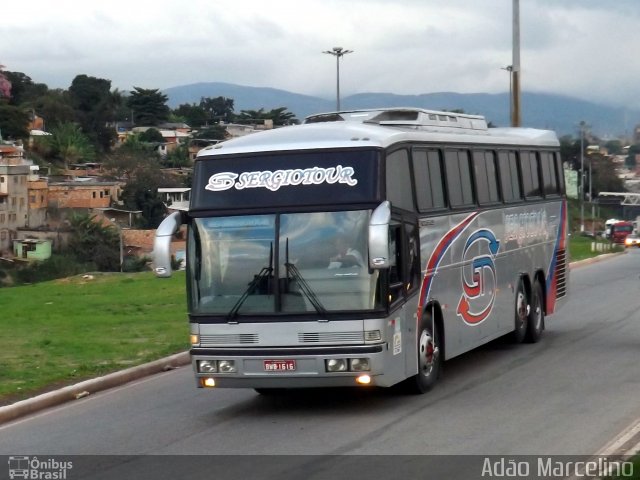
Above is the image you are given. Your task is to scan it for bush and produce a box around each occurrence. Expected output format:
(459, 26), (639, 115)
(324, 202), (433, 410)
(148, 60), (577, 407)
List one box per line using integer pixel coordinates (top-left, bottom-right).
(14, 255), (94, 284)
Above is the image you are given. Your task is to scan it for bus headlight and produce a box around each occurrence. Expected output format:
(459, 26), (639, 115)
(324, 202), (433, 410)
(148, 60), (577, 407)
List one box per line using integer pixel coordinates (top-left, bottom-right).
(198, 360), (217, 373)
(349, 358), (371, 372)
(218, 360), (237, 373)
(325, 359), (348, 372)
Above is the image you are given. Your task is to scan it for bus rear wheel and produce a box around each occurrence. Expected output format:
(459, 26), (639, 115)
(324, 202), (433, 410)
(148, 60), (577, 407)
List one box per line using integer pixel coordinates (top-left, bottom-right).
(408, 315), (441, 394)
(512, 280), (529, 343)
(525, 280), (544, 343)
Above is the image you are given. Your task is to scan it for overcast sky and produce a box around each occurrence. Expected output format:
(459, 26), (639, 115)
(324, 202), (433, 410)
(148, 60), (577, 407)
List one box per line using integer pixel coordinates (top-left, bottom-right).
(3, 0), (640, 109)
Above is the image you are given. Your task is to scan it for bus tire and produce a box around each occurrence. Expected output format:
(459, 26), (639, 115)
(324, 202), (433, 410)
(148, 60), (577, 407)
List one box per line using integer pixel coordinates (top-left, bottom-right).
(408, 314), (441, 394)
(512, 279), (528, 343)
(525, 280), (544, 343)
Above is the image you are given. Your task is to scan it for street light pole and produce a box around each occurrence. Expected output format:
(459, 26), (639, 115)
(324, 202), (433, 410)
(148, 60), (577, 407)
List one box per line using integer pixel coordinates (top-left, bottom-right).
(511, 0), (521, 127)
(323, 47), (353, 111)
(502, 65), (513, 122)
(579, 122), (585, 233)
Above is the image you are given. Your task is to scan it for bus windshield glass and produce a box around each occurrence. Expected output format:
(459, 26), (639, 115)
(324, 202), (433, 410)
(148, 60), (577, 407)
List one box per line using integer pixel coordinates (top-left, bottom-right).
(189, 210), (380, 316)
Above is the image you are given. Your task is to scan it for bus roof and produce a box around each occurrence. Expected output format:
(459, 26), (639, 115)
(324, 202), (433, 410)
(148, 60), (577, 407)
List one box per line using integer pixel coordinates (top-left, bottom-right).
(197, 107), (559, 158)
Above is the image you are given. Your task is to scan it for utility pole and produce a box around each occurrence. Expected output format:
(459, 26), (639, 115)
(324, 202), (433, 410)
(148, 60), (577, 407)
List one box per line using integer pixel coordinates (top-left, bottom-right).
(511, 0), (521, 127)
(580, 121), (586, 233)
(323, 47), (353, 111)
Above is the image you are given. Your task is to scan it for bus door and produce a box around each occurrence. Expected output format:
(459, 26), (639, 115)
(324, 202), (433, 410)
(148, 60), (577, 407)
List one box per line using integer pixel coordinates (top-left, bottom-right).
(387, 216), (422, 378)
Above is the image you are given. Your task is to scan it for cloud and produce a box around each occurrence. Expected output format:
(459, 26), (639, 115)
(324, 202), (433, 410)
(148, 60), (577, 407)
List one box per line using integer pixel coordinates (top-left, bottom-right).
(2, 0), (640, 111)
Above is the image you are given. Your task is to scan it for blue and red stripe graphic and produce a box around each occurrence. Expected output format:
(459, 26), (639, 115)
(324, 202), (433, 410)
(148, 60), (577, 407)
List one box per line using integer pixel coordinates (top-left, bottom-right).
(417, 212), (479, 314)
(545, 200), (567, 314)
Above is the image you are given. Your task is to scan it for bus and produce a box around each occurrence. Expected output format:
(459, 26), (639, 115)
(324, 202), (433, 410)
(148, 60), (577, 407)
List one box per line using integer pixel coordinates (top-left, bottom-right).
(154, 107), (568, 394)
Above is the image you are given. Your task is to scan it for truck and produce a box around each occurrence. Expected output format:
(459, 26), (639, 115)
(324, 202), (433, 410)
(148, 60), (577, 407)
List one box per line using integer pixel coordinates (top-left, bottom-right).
(610, 221), (634, 244)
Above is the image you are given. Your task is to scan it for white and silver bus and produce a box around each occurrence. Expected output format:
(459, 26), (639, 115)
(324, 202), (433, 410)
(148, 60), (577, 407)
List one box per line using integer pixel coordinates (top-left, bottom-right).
(154, 107), (568, 394)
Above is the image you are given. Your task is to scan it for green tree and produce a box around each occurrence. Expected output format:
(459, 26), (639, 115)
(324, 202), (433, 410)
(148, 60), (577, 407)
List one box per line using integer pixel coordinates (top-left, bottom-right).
(30, 89), (75, 129)
(2, 71), (48, 107)
(199, 96), (234, 124)
(626, 144), (640, 169)
(139, 127), (164, 143)
(102, 136), (159, 181)
(120, 169), (170, 229)
(68, 74), (118, 152)
(266, 107), (298, 126)
(45, 122), (96, 167)
(173, 103), (207, 127)
(589, 153), (624, 195)
(67, 213), (120, 271)
(127, 87), (170, 126)
(0, 104), (29, 139)
(162, 143), (190, 168)
(192, 125), (227, 140)
(604, 139), (623, 156)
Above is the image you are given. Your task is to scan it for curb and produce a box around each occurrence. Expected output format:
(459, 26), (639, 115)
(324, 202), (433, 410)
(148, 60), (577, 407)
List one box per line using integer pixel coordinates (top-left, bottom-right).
(569, 250), (626, 269)
(0, 351), (190, 425)
(0, 251), (625, 426)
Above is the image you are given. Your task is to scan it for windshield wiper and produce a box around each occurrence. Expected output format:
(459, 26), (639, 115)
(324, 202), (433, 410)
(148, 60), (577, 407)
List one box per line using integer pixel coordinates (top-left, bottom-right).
(227, 243), (273, 321)
(285, 262), (328, 317)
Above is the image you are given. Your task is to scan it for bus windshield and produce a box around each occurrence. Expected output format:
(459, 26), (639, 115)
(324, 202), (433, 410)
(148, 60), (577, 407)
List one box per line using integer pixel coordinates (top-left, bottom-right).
(189, 210), (380, 316)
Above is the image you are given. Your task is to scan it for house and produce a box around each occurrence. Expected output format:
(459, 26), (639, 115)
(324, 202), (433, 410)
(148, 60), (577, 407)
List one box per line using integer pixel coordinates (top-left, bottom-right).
(158, 187), (190, 211)
(47, 179), (121, 209)
(13, 238), (52, 261)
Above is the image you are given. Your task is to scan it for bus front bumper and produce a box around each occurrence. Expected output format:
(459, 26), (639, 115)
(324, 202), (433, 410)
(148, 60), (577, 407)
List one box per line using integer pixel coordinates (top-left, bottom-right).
(189, 344), (398, 389)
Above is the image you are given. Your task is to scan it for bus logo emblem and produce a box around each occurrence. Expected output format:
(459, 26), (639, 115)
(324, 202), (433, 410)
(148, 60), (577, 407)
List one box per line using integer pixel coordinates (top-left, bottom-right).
(457, 229), (500, 325)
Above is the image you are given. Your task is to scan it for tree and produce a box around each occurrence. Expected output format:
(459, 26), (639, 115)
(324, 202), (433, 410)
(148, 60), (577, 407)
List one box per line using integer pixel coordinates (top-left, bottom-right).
(102, 137), (159, 181)
(173, 103), (208, 128)
(67, 213), (120, 271)
(139, 127), (164, 143)
(30, 89), (76, 129)
(192, 125), (227, 140)
(236, 107), (298, 126)
(604, 139), (623, 156)
(2, 71), (48, 106)
(0, 104), (29, 139)
(127, 87), (170, 126)
(45, 122), (96, 167)
(68, 74), (118, 152)
(120, 169), (171, 228)
(199, 96), (234, 124)
(626, 144), (640, 169)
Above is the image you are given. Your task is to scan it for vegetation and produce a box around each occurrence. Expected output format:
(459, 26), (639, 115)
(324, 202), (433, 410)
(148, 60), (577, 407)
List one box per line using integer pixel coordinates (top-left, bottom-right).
(0, 271), (187, 404)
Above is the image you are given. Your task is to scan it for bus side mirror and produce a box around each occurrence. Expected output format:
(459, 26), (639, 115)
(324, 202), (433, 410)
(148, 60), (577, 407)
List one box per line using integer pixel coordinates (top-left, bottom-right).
(368, 201), (391, 269)
(153, 211), (184, 278)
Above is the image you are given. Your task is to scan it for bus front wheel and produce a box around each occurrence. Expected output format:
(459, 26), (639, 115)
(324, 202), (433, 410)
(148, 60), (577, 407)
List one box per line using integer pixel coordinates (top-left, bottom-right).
(409, 315), (441, 394)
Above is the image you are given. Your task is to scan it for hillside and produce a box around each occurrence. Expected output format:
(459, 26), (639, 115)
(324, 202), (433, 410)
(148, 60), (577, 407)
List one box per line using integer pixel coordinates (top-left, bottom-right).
(163, 82), (640, 137)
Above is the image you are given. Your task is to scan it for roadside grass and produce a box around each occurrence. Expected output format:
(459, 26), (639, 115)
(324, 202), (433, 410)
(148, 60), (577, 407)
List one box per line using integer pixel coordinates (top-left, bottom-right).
(569, 234), (623, 262)
(0, 271), (187, 405)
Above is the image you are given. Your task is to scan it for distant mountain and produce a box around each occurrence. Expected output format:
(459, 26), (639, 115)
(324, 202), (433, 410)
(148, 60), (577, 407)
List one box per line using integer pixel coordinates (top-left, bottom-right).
(163, 82), (640, 138)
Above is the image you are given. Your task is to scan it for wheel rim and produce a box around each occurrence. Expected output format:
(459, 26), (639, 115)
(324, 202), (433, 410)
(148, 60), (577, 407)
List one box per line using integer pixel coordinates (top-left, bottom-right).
(516, 290), (527, 330)
(531, 292), (542, 331)
(418, 329), (439, 378)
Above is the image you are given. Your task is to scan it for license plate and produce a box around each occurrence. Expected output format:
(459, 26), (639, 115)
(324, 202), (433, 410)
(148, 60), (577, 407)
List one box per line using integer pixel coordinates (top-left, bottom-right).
(263, 359), (296, 372)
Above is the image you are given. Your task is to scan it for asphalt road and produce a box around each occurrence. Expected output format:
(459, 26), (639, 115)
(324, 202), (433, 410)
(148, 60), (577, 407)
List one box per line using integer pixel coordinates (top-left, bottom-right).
(2, 250), (640, 478)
